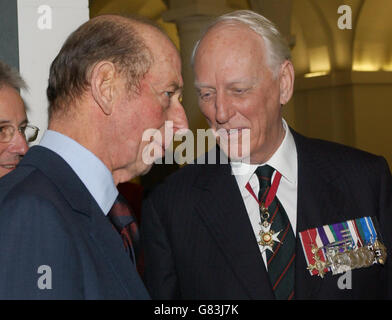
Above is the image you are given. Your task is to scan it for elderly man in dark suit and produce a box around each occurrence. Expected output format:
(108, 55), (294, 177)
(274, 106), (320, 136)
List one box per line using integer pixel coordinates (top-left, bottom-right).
(0, 15), (187, 299)
(141, 10), (392, 300)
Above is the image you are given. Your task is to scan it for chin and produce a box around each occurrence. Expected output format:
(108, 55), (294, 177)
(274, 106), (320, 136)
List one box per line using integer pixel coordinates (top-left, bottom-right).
(139, 163), (154, 176)
(217, 140), (252, 162)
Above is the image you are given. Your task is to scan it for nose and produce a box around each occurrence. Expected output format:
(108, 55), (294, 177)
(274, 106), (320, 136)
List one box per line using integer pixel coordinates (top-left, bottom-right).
(215, 92), (233, 124)
(169, 100), (189, 135)
(8, 131), (29, 156)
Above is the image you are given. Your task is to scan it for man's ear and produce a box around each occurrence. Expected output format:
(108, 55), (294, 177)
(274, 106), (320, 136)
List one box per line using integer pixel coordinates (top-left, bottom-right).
(90, 61), (117, 115)
(279, 60), (295, 105)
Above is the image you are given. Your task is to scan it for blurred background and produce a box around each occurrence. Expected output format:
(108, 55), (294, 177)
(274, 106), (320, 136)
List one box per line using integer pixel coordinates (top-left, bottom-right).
(90, 0), (392, 166)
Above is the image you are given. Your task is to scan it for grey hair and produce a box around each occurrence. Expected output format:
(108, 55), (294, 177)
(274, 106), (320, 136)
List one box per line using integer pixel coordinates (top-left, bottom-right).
(0, 60), (27, 91)
(191, 10), (291, 76)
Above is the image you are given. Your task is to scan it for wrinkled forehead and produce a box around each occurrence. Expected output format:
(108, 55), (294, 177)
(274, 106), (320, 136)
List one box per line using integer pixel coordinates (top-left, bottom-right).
(195, 22), (266, 63)
(140, 24), (179, 58)
(194, 23), (267, 79)
(144, 27), (180, 65)
(152, 43), (181, 68)
(139, 28), (182, 85)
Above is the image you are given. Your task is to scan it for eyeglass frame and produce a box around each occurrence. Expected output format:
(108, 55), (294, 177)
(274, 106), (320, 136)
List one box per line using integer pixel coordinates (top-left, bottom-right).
(0, 123), (40, 143)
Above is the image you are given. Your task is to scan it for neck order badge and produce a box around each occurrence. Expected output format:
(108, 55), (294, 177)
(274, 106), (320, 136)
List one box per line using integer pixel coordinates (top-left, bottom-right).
(247, 165), (296, 300)
(246, 171), (283, 253)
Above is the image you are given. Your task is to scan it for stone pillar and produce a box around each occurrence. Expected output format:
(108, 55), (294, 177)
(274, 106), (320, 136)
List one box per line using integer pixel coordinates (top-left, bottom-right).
(249, 0), (295, 48)
(163, 0), (233, 133)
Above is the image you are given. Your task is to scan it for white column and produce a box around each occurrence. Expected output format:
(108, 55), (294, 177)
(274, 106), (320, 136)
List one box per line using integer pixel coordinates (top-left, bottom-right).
(163, 0), (233, 133)
(249, 0), (295, 48)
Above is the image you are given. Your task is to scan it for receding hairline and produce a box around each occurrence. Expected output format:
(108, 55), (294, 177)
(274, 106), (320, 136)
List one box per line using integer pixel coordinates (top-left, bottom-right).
(192, 11), (291, 77)
(193, 21), (268, 65)
(197, 20), (266, 48)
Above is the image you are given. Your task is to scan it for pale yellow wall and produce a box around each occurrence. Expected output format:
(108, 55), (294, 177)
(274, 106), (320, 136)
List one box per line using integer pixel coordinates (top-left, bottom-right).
(353, 83), (392, 166)
(291, 83), (355, 148)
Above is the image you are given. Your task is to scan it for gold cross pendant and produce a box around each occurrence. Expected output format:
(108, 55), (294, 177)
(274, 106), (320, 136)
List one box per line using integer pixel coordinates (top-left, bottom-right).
(307, 245), (329, 278)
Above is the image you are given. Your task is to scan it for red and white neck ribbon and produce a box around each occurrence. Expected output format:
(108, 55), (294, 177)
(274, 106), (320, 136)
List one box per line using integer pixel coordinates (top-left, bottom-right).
(245, 170), (282, 210)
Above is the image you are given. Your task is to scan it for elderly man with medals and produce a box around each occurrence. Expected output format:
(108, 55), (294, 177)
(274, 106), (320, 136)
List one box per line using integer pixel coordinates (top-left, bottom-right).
(140, 10), (392, 300)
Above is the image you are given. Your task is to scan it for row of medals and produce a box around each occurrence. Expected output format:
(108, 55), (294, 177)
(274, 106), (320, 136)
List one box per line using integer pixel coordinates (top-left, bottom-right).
(257, 204), (388, 278)
(309, 237), (387, 278)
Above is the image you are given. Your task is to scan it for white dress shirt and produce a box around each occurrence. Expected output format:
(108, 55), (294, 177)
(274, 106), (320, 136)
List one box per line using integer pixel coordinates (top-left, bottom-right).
(39, 130), (118, 215)
(231, 119), (298, 268)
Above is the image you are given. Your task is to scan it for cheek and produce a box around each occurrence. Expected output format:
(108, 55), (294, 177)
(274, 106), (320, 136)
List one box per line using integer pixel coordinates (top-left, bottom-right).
(0, 146), (9, 159)
(140, 97), (166, 128)
(199, 102), (216, 126)
(237, 95), (274, 138)
(133, 107), (167, 159)
(0, 147), (12, 178)
(123, 99), (166, 141)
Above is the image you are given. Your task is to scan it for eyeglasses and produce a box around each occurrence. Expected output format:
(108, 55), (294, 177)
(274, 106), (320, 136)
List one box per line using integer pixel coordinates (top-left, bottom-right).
(0, 124), (40, 143)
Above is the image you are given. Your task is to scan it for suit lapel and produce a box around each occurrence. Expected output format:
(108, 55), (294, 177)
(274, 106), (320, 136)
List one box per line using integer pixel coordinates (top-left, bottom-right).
(193, 158), (274, 299)
(20, 146), (149, 299)
(88, 211), (149, 299)
(292, 131), (347, 299)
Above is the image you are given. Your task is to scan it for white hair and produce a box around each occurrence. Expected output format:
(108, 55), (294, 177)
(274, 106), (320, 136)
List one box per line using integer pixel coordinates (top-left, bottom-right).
(191, 10), (291, 77)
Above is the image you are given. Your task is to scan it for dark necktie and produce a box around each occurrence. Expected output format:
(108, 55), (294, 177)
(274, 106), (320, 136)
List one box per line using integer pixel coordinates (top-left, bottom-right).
(108, 194), (140, 267)
(255, 165), (296, 300)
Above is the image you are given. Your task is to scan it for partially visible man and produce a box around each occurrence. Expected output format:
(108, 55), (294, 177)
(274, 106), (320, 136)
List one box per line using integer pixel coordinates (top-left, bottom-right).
(0, 61), (38, 178)
(141, 10), (392, 299)
(0, 15), (187, 299)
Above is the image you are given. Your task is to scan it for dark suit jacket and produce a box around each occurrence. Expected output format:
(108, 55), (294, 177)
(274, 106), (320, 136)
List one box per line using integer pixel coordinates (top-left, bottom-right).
(0, 146), (150, 299)
(140, 129), (392, 299)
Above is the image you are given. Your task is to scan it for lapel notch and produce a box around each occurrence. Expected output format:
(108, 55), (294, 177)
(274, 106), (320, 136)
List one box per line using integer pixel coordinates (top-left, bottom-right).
(193, 162), (275, 299)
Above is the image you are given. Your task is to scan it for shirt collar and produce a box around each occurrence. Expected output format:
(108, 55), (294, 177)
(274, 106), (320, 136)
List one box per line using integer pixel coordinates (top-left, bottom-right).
(39, 130), (118, 215)
(231, 119), (298, 190)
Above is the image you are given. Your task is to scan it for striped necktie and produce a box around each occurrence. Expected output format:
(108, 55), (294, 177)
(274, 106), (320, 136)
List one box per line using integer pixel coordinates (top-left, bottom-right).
(255, 165), (296, 300)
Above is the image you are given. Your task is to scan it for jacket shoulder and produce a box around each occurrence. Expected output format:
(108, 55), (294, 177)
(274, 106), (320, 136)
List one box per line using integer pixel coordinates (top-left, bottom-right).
(293, 130), (388, 170)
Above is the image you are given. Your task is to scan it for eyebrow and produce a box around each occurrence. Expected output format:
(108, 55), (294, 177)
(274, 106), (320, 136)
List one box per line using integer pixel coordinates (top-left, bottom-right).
(195, 79), (257, 89)
(0, 118), (28, 126)
(194, 82), (215, 90)
(167, 81), (183, 92)
(19, 119), (28, 126)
